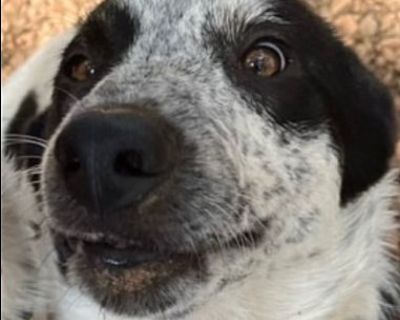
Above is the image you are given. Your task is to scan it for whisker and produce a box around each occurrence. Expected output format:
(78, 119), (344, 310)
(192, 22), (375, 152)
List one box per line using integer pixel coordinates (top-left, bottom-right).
(4, 133), (47, 144)
(3, 139), (47, 149)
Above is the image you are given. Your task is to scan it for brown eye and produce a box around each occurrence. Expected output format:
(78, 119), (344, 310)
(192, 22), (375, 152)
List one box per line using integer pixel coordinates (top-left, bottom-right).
(65, 54), (96, 82)
(243, 42), (287, 77)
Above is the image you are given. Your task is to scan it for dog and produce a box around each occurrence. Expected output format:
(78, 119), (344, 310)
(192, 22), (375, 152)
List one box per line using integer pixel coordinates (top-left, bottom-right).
(1, 0), (399, 319)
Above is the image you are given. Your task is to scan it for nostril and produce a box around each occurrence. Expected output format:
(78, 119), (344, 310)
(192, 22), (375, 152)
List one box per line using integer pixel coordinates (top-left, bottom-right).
(114, 150), (146, 177)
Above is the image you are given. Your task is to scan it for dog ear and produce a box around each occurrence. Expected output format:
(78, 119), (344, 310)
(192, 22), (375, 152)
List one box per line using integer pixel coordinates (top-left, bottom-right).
(313, 42), (396, 204)
(5, 91), (49, 171)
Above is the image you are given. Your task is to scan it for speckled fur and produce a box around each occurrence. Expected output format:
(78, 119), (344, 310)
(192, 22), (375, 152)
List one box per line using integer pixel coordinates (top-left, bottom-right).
(2, 0), (399, 319)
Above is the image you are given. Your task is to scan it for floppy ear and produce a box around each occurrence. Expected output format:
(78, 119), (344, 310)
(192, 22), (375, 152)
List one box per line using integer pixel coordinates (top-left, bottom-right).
(5, 92), (49, 171)
(313, 42), (396, 204)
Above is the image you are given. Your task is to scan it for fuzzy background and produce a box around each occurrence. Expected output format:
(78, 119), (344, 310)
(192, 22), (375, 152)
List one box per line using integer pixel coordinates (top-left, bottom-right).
(1, 0), (400, 252)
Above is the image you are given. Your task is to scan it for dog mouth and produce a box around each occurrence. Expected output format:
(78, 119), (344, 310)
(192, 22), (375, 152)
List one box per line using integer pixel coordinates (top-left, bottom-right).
(51, 223), (265, 315)
(53, 230), (195, 272)
(53, 223), (265, 273)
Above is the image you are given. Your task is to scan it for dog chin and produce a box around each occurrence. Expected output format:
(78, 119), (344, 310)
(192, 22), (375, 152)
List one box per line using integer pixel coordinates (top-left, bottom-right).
(51, 221), (266, 316)
(53, 229), (205, 316)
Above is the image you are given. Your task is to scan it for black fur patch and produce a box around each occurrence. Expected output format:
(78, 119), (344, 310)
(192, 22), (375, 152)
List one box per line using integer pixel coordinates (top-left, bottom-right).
(5, 1), (139, 190)
(19, 311), (33, 320)
(380, 287), (400, 320)
(5, 92), (38, 162)
(205, 0), (396, 203)
(46, 0), (139, 136)
(5, 92), (48, 181)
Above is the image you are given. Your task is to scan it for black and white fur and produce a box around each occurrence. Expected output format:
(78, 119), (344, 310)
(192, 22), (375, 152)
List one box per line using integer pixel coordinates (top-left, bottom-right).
(1, 0), (399, 319)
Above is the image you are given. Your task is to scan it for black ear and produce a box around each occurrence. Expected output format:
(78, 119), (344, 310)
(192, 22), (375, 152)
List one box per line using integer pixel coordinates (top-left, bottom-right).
(5, 91), (48, 171)
(275, 0), (396, 203)
(313, 41), (396, 204)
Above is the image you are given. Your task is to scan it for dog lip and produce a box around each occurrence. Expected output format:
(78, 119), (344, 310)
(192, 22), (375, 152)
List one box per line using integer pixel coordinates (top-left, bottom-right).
(51, 226), (144, 249)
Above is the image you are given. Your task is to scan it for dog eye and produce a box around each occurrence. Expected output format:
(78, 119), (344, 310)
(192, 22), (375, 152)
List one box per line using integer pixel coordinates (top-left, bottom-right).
(243, 42), (287, 77)
(65, 54), (97, 82)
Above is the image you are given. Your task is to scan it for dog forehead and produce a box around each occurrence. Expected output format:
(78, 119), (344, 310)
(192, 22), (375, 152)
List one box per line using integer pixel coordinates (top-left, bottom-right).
(123, 0), (278, 17)
(86, 0), (286, 67)
(119, 0), (282, 33)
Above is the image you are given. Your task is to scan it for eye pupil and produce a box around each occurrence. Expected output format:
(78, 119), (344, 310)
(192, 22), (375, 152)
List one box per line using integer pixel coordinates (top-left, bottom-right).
(243, 43), (286, 77)
(248, 50), (272, 73)
(66, 55), (96, 82)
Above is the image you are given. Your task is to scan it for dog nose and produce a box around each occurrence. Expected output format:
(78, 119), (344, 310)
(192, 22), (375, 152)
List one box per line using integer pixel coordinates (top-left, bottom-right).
(54, 110), (178, 212)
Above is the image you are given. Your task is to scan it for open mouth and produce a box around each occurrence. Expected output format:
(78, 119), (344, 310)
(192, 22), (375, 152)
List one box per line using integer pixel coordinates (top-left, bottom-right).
(53, 225), (265, 276)
(53, 230), (196, 272)
(51, 223), (265, 315)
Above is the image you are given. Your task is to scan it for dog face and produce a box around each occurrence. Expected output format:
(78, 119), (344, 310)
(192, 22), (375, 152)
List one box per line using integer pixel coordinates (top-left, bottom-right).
(9, 0), (395, 317)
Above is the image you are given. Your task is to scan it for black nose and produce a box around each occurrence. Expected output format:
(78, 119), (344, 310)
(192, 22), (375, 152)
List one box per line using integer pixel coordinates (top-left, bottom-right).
(54, 110), (178, 213)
